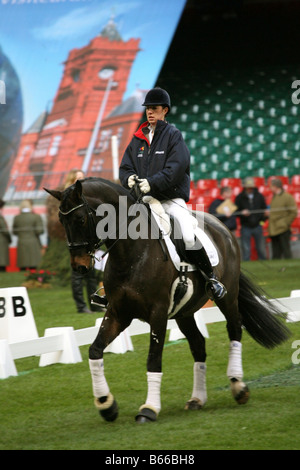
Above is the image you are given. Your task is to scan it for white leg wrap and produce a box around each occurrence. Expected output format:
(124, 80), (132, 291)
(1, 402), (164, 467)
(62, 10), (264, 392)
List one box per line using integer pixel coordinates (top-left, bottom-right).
(227, 341), (243, 380)
(191, 362), (207, 405)
(142, 372), (163, 415)
(89, 358), (110, 398)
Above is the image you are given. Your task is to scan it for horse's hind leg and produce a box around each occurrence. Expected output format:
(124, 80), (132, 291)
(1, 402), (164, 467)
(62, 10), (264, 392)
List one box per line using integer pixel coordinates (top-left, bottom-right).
(176, 316), (207, 410)
(223, 299), (250, 405)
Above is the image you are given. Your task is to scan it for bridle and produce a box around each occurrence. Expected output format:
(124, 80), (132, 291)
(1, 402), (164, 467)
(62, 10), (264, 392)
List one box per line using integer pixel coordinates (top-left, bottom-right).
(59, 186), (168, 263)
(59, 195), (105, 256)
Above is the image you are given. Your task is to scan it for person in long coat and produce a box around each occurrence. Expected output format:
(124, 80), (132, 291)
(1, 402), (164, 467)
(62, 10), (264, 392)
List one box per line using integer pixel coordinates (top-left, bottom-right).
(0, 199), (12, 271)
(13, 199), (44, 270)
(267, 179), (298, 259)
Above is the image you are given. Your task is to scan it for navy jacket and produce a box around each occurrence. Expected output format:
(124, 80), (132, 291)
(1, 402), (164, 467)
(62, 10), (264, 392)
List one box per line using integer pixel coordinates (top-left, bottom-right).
(119, 120), (190, 202)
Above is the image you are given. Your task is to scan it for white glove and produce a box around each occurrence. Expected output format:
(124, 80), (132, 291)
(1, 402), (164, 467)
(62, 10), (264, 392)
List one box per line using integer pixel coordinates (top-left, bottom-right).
(138, 179), (151, 194)
(128, 174), (137, 188)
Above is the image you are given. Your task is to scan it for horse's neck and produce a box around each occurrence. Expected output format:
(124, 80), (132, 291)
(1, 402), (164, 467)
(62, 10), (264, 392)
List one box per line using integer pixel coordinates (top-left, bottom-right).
(85, 182), (157, 264)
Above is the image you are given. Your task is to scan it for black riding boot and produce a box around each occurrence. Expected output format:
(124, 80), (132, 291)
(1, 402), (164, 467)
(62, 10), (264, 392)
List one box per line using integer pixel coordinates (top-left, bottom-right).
(186, 245), (227, 301)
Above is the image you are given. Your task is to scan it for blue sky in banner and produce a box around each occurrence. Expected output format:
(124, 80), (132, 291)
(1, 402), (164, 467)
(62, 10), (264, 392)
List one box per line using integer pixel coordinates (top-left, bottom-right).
(0, 0), (186, 131)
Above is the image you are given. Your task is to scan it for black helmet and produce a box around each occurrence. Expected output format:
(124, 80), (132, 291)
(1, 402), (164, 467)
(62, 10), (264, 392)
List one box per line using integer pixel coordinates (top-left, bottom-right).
(142, 87), (171, 113)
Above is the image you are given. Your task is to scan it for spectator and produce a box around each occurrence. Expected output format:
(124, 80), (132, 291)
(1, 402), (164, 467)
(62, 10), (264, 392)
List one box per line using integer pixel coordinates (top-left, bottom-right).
(0, 199), (12, 271)
(267, 178), (298, 259)
(235, 177), (268, 261)
(208, 187), (237, 232)
(13, 199), (44, 270)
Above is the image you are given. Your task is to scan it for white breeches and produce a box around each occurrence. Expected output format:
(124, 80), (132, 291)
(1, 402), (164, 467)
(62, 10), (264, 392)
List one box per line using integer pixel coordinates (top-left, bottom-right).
(162, 198), (196, 250)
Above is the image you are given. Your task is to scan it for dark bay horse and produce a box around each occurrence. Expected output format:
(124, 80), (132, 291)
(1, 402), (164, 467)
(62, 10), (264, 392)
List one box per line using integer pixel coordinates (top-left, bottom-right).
(45, 177), (290, 423)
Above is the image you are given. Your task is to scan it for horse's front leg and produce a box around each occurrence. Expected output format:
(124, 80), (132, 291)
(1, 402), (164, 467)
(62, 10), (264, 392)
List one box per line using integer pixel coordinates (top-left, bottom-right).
(89, 308), (130, 421)
(135, 314), (168, 423)
(224, 300), (250, 405)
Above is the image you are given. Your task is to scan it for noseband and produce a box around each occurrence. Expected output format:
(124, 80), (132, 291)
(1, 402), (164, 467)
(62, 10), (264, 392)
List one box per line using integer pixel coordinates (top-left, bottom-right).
(59, 195), (104, 255)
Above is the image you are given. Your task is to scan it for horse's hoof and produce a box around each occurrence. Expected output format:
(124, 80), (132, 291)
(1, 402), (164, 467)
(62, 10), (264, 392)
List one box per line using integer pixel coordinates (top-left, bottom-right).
(230, 380), (250, 405)
(135, 407), (157, 423)
(235, 386), (250, 405)
(99, 399), (119, 421)
(94, 394), (119, 422)
(184, 397), (204, 410)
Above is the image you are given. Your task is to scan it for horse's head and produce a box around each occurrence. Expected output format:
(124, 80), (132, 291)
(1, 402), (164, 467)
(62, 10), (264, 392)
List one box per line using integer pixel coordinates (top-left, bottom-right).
(45, 180), (99, 273)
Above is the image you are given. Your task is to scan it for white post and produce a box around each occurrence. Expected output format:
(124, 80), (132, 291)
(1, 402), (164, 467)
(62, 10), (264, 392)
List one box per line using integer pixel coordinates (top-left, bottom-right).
(0, 340), (18, 379)
(111, 135), (119, 181)
(82, 76), (116, 173)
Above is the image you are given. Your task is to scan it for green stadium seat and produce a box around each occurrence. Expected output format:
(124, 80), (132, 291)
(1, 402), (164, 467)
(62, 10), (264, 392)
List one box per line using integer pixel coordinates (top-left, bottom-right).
(168, 64), (300, 189)
(233, 152), (249, 164)
(292, 158), (300, 170)
(233, 169), (250, 179)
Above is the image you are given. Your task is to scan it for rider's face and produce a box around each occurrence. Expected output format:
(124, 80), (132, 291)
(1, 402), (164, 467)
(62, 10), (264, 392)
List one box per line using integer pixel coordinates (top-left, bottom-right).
(146, 105), (168, 127)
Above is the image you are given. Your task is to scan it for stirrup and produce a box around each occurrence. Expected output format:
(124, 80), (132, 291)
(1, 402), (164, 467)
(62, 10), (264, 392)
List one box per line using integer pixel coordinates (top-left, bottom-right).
(91, 293), (108, 308)
(205, 277), (227, 301)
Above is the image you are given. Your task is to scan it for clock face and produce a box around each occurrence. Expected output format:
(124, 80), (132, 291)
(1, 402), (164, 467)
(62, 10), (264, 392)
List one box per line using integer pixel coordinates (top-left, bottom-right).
(98, 67), (115, 79)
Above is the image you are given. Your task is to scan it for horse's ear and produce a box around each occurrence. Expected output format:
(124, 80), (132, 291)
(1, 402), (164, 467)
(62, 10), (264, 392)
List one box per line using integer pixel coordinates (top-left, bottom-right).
(75, 179), (83, 197)
(44, 188), (62, 201)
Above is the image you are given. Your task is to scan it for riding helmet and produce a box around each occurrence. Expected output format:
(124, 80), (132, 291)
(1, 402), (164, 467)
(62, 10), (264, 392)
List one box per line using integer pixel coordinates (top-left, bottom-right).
(142, 87), (171, 113)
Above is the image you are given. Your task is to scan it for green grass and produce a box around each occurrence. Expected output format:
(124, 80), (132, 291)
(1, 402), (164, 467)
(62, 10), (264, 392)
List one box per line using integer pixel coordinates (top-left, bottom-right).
(0, 260), (300, 450)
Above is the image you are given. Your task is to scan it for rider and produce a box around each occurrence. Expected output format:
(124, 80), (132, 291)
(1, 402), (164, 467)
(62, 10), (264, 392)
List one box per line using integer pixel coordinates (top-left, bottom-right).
(92, 87), (226, 307)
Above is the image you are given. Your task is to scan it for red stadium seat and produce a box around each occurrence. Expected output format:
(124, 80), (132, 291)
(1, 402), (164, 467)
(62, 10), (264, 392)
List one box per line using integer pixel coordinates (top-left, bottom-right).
(291, 175), (300, 189)
(291, 216), (300, 233)
(293, 192), (300, 205)
(196, 179), (218, 190)
(189, 186), (198, 202)
(220, 177), (242, 188)
(232, 186), (242, 197)
(210, 187), (221, 198)
(252, 177), (265, 186)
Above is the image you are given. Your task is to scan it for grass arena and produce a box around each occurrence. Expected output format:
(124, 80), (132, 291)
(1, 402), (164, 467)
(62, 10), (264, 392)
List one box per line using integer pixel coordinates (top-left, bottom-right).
(0, 260), (299, 451)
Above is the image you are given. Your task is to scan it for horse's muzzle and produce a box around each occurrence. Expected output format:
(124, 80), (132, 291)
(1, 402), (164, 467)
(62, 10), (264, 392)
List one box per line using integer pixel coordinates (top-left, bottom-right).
(71, 254), (93, 273)
(76, 264), (89, 274)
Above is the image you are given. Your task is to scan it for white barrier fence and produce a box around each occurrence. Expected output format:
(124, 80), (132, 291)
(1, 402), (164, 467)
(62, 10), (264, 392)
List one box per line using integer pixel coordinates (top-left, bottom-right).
(0, 289), (299, 380)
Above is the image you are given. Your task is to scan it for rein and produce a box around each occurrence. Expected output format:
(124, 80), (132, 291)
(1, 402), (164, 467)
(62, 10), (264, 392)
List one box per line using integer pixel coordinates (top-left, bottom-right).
(59, 183), (169, 262)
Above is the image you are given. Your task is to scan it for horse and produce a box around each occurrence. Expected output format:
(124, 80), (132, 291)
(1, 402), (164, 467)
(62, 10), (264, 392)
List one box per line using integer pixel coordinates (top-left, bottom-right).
(45, 177), (290, 423)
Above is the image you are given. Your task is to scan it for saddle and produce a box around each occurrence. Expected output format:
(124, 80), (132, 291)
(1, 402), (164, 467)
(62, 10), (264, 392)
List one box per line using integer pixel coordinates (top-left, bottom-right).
(142, 196), (219, 317)
(142, 196), (219, 270)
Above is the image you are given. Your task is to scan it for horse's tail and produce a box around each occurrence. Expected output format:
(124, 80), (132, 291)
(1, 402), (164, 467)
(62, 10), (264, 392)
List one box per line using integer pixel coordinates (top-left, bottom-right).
(238, 271), (291, 349)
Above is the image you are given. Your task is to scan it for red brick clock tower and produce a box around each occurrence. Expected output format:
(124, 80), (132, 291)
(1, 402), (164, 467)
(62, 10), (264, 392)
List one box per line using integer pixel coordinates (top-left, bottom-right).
(7, 16), (140, 194)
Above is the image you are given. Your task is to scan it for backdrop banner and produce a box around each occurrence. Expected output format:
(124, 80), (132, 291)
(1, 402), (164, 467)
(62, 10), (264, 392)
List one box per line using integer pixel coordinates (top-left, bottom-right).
(0, 0), (186, 200)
